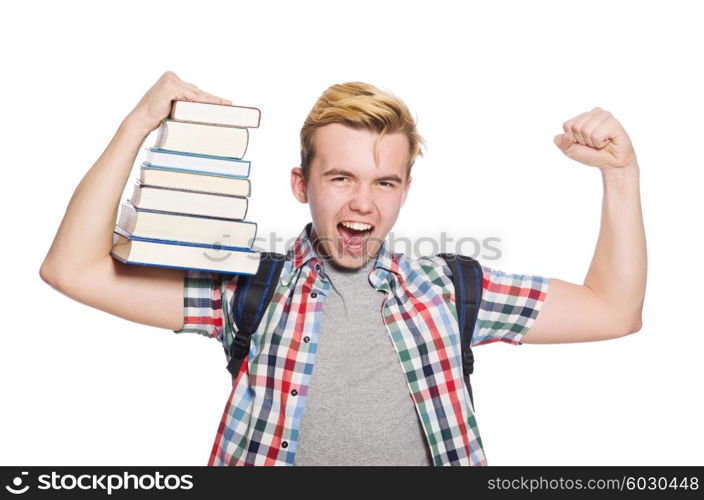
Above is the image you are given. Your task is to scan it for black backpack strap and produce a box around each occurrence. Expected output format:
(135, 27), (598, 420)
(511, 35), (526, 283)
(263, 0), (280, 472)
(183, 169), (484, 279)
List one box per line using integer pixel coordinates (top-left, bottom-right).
(438, 253), (483, 408)
(226, 251), (286, 378)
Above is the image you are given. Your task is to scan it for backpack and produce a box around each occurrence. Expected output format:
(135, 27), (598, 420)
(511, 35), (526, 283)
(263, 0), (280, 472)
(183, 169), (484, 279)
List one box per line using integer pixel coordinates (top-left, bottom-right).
(225, 251), (483, 407)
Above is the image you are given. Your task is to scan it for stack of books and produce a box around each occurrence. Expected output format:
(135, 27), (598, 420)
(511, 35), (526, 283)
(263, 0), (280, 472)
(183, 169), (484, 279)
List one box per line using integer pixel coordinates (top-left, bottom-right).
(110, 100), (263, 275)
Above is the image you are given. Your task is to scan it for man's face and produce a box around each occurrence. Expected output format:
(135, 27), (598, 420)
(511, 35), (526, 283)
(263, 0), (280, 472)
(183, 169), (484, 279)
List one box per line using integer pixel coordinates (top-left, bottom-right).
(291, 123), (412, 269)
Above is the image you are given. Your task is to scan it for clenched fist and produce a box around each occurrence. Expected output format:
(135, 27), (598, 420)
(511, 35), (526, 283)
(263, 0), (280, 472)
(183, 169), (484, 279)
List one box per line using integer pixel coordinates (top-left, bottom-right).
(554, 107), (637, 171)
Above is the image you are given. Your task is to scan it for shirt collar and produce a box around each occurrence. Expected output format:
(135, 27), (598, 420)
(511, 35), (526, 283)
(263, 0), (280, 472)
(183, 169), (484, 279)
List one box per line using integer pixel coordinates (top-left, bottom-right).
(283, 222), (402, 289)
(285, 222), (318, 270)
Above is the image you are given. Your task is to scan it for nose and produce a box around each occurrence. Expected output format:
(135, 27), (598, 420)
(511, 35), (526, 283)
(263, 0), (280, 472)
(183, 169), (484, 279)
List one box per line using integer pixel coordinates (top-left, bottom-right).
(348, 183), (374, 214)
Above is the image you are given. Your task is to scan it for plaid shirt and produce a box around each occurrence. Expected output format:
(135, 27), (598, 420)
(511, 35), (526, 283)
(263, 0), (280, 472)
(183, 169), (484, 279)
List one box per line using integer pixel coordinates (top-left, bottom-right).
(174, 222), (549, 466)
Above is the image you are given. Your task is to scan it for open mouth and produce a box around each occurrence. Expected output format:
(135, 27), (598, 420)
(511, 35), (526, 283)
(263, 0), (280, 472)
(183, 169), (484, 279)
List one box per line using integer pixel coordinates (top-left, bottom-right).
(336, 221), (374, 252)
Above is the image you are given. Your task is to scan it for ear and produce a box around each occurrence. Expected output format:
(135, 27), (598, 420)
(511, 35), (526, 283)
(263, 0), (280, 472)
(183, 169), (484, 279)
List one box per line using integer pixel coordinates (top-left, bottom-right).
(291, 167), (308, 203)
(400, 175), (412, 207)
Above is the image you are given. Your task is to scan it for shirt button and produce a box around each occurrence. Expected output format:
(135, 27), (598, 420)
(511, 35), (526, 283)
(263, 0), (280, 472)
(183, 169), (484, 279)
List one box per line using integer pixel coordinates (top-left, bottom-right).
(303, 336), (310, 343)
(310, 291), (318, 299)
(291, 389), (298, 396)
(281, 441), (289, 448)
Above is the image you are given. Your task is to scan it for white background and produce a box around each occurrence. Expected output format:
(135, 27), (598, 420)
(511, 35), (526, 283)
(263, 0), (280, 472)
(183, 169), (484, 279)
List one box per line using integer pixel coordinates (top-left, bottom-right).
(2, 0), (702, 466)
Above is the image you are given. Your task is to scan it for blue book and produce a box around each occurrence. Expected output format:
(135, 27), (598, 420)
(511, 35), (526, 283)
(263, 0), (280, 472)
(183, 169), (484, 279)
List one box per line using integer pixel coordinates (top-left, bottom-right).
(111, 227), (262, 275)
(144, 148), (251, 178)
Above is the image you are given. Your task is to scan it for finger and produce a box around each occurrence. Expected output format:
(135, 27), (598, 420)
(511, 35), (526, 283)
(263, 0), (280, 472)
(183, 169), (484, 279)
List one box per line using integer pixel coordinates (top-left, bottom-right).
(563, 112), (590, 145)
(579, 108), (611, 147)
(568, 109), (608, 148)
(202, 92), (233, 105)
(554, 133), (604, 166)
(569, 112), (595, 147)
(562, 111), (590, 133)
(190, 86), (232, 105)
(191, 89), (231, 105)
(181, 81), (212, 100)
(583, 113), (613, 149)
(591, 118), (622, 148)
(179, 85), (231, 105)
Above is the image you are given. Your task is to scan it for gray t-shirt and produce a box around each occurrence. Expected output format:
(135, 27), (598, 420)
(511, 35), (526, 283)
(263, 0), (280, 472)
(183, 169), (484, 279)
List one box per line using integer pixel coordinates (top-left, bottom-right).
(294, 257), (434, 466)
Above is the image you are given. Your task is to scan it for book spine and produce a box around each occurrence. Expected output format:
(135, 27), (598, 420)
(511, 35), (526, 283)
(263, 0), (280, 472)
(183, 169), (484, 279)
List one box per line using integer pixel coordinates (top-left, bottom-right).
(128, 182), (142, 207)
(116, 201), (138, 234)
(168, 102), (179, 121)
(241, 127), (250, 159)
(242, 197), (249, 220)
(154, 121), (168, 149)
(250, 220), (258, 248)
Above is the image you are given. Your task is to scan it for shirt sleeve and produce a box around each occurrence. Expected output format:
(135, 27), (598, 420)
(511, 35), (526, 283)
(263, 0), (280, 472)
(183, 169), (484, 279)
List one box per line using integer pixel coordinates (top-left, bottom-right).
(172, 269), (239, 352)
(471, 264), (550, 347)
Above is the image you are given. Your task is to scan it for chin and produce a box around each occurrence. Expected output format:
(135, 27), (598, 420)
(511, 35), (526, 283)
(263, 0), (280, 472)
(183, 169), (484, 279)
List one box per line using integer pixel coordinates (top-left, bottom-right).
(317, 234), (376, 269)
(329, 254), (370, 270)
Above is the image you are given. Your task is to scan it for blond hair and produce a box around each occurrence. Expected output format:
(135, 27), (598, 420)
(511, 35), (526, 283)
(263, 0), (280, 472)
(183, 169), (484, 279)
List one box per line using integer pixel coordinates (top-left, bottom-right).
(300, 82), (425, 181)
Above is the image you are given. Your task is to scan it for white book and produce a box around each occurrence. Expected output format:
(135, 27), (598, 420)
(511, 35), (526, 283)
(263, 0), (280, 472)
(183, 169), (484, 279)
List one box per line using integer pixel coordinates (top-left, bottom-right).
(154, 120), (249, 159)
(170, 100), (261, 128)
(117, 201), (257, 248)
(139, 165), (251, 197)
(129, 183), (248, 220)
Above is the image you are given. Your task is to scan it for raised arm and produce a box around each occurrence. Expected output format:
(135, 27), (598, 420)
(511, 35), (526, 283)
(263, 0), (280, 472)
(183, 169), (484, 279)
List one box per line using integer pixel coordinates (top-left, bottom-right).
(522, 107), (647, 343)
(39, 71), (232, 331)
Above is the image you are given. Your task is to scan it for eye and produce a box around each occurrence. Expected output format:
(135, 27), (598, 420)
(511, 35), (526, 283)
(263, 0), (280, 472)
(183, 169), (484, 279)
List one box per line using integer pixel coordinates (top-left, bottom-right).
(379, 181), (394, 188)
(332, 176), (348, 183)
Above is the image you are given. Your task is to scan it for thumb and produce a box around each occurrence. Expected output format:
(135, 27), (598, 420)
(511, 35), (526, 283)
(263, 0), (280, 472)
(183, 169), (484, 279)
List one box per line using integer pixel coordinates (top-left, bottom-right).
(553, 131), (603, 166)
(554, 132), (573, 150)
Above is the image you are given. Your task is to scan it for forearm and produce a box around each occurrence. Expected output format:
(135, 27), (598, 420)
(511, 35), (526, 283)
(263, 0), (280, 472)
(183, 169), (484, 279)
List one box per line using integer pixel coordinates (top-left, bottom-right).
(584, 163), (647, 330)
(40, 114), (151, 281)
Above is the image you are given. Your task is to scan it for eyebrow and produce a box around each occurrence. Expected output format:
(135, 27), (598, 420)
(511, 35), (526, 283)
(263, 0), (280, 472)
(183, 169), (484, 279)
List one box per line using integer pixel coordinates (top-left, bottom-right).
(322, 168), (404, 184)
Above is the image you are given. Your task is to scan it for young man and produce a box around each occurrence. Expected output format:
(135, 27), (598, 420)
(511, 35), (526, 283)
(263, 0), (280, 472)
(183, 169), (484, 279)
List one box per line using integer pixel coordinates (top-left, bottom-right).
(40, 71), (647, 466)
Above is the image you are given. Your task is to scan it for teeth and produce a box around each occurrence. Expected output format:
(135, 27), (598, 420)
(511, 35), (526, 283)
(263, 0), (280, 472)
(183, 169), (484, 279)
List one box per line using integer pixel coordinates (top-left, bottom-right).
(341, 221), (373, 231)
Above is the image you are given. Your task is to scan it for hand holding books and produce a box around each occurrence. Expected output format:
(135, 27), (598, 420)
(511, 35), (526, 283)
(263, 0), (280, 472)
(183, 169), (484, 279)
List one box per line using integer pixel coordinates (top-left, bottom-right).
(126, 71), (233, 136)
(110, 84), (264, 276)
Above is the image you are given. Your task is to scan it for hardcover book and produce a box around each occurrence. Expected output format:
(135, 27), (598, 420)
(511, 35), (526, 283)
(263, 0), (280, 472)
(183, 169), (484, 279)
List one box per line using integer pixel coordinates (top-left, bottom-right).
(144, 148), (251, 178)
(139, 165), (251, 197)
(170, 100), (261, 128)
(129, 183), (248, 220)
(111, 228), (261, 275)
(117, 201), (257, 248)
(154, 120), (248, 159)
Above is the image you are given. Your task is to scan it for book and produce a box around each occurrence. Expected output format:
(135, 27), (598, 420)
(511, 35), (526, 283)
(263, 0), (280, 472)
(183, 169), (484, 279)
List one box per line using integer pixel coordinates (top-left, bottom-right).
(117, 201), (257, 248)
(139, 165), (251, 197)
(154, 120), (249, 159)
(144, 148), (251, 178)
(129, 183), (248, 220)
(111, 228), (261, 275)
(170, 100), (261, 128)
(111, 98), (263, 275)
